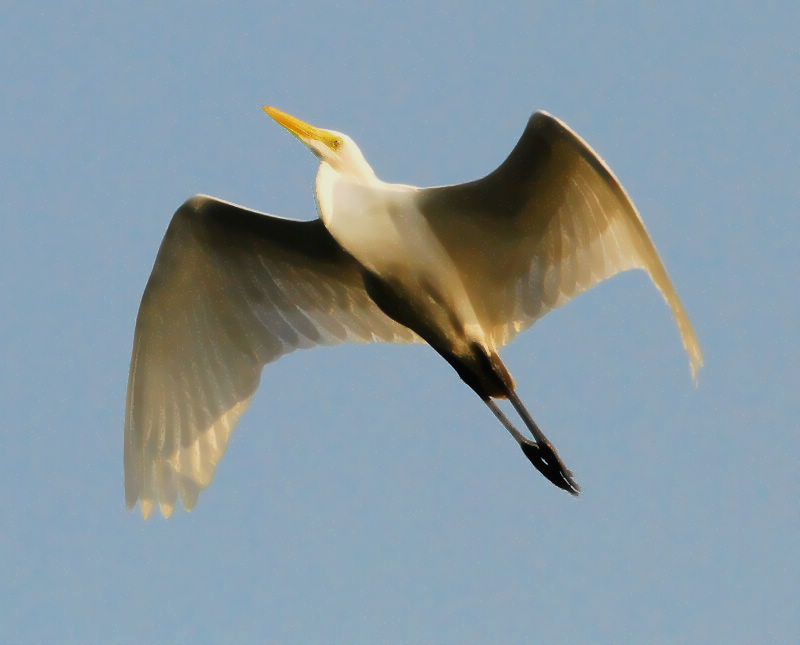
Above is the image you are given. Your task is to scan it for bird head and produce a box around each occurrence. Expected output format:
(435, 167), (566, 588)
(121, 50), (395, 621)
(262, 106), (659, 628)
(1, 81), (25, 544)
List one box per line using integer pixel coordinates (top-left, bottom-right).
(264, 106), (374, 180)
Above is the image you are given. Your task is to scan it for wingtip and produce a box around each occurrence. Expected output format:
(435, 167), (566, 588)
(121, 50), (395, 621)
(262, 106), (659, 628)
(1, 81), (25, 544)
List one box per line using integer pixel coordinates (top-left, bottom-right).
(159, 501), (175, 519)
(690, 354), (704, 387)
(685, 334), (704, 386)
(127, 496), (176, 520)
(139, 499), (154, 520)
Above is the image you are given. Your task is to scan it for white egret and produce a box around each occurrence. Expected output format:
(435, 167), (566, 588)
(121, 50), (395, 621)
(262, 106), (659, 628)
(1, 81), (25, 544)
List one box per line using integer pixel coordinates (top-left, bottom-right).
(124, 106), (703, 518)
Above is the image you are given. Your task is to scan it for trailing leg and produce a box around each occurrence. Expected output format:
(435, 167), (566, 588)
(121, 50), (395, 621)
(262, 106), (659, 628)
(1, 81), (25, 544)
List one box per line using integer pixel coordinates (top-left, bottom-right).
(360, 269), (579, 495)
(481, 351), (580, 496)
(453, 343), (580, 495)
(506, 389), (580, 494)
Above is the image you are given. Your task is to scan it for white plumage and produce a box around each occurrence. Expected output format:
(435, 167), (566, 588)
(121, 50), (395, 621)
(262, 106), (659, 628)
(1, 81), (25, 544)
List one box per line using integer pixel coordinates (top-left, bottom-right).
(124, 107), (702, 517)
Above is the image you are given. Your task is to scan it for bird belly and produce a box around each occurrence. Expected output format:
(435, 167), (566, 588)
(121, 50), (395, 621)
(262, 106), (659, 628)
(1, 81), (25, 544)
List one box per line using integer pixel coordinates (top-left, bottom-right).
(321, 180), (487, 352)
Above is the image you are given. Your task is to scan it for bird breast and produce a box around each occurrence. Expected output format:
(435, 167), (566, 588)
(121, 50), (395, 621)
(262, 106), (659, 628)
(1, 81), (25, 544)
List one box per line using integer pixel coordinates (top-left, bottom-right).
(316, 167), (486, 347)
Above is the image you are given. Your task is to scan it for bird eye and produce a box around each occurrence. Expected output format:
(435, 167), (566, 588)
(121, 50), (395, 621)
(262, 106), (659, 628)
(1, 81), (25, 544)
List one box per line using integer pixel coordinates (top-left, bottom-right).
(330, 138), (343, 150)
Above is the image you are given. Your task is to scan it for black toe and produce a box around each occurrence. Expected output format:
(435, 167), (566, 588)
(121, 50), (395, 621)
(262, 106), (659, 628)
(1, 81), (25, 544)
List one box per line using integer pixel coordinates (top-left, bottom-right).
(520, 440), (580, 496)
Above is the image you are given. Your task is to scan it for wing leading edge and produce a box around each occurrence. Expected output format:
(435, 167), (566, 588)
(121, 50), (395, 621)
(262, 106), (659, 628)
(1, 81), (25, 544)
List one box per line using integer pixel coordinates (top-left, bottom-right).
(418, 112), (703, 377)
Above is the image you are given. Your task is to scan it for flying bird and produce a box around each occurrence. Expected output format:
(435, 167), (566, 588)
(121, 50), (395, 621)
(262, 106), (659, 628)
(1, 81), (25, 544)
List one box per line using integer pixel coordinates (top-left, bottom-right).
(124, 107), (703, 518)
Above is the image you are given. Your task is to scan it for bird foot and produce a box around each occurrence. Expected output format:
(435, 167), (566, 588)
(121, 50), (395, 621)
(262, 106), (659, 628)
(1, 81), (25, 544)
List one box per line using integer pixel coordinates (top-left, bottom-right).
(520, 439), (580, 496)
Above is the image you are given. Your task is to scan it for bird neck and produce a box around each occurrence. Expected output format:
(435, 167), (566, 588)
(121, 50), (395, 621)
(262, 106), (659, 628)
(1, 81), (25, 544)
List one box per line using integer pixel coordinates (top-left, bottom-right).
(315, 161), (383, 224)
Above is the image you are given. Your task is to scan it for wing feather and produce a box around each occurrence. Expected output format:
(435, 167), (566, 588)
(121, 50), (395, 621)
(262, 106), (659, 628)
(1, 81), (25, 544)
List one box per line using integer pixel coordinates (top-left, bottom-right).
(418, 111), (702, 377)
(124, 195), (419, 517)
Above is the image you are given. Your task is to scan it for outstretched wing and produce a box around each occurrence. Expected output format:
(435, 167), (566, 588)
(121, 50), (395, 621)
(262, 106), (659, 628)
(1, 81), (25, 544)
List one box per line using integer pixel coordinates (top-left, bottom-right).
(418, 111), (702, 377)
(124, 195), (419, 518)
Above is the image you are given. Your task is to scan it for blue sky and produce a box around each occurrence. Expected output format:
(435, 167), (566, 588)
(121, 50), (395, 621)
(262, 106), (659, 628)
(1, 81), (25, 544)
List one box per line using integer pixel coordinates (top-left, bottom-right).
(1, 2), (797, 643)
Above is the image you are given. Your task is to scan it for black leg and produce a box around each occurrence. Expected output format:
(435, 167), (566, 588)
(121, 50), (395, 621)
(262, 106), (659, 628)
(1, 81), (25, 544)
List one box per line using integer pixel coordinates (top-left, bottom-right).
(506, 390), (580, 496)
(484, 398), (528, 444)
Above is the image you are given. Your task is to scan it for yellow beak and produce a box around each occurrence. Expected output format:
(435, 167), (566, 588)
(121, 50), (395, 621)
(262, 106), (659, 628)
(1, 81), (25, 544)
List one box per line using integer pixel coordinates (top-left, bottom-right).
(263, 106), (340, 150)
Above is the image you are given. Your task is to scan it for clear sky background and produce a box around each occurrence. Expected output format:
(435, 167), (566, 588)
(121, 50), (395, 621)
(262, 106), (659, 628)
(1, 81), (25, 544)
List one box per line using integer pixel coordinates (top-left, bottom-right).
(1, 2), (797, 643)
